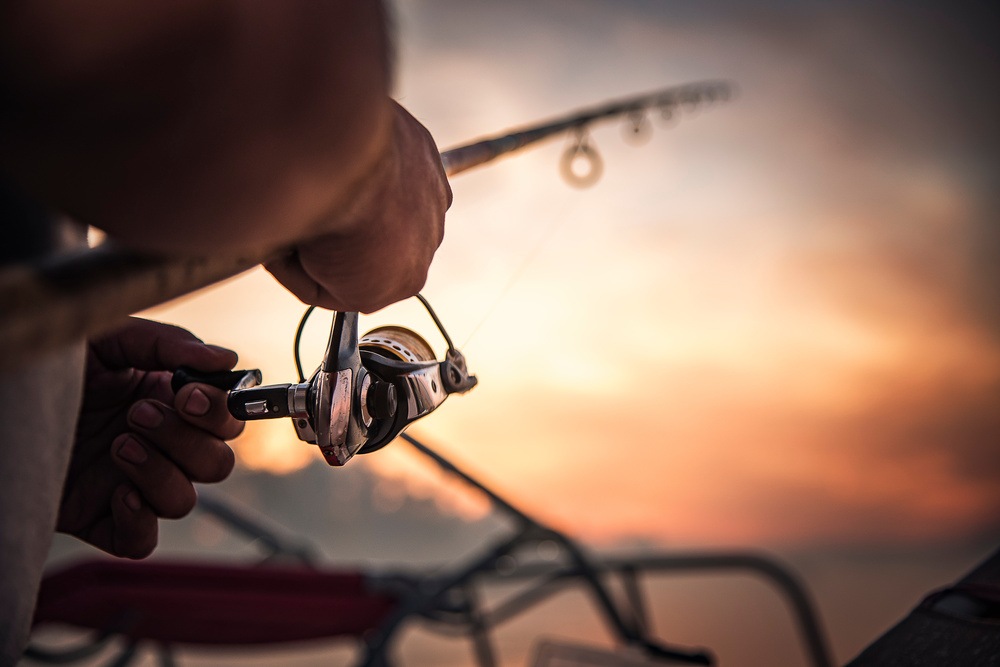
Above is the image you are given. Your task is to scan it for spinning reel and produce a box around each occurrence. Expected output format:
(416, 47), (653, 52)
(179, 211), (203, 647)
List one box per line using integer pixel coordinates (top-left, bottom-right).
(173, 296), (476, 466)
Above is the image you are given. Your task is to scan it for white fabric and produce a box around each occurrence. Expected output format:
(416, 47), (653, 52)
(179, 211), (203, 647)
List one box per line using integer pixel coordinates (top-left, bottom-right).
(0, 343), (85, 666)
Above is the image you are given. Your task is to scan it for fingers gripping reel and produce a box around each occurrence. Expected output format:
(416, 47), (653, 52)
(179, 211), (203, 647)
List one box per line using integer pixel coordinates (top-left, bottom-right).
(182, 297), (476, 467)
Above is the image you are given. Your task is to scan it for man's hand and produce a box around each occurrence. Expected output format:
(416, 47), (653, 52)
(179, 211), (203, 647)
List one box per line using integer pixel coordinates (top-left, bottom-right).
(57, 318), (243, 559)
(1, 3), (448, 314)
(265, 103), (452, 313)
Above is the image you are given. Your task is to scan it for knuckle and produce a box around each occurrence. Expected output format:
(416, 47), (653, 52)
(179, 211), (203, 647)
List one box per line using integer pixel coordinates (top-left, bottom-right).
(222, 419), (245, 441)
(215, 445), (236, 481)
(444, 181), (454, 210)
(125, 539), (157, 560)
(435, 225), (445, 249)
(196, 442), (235, 483)
(305, 287), (341, 311)
(160, 485), (197, 519)
(405, 269), (428, 296)
(120, 529), (158, 560)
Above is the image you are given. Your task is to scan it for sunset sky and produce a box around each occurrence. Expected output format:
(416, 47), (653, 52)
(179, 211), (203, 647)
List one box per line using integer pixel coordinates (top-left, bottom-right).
(128, 2), (999, 662)
(149, 0), (1000, 547)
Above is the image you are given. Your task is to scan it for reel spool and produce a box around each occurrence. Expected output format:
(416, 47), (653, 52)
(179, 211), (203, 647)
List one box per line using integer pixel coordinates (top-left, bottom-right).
(360, 326), (437, 365)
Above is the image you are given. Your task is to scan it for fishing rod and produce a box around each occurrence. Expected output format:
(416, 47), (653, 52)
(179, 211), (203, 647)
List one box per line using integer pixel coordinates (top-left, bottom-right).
(0, 80), (733, 369)
(441, 79), (732, 181)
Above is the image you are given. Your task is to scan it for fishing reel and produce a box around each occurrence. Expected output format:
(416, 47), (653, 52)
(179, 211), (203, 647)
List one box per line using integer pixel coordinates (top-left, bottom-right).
(173, 296), (476, 466)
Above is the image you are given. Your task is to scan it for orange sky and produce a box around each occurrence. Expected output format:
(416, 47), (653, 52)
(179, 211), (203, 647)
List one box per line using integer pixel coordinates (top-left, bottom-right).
(146, 0), (1000, 551)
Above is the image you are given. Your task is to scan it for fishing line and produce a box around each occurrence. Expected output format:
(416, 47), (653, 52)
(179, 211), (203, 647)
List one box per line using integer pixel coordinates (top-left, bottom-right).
(460, 186), (580, 350)
(289, 201), (575, 360)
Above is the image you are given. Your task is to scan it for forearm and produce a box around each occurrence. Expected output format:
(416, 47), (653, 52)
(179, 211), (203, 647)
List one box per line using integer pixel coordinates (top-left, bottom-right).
(0, 0), (394, 255)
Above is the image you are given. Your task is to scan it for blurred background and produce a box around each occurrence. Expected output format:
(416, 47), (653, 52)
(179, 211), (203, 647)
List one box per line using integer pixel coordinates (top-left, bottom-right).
(43, 1), (1000, 665)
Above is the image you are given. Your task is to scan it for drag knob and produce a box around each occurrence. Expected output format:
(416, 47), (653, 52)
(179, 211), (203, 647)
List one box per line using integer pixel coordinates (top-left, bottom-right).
(367, 380), (397, 420)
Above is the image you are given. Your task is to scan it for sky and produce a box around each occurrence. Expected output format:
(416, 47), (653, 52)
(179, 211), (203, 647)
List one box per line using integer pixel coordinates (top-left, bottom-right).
(110, 1), (1000, 663)
(149, 0), (1000, 548)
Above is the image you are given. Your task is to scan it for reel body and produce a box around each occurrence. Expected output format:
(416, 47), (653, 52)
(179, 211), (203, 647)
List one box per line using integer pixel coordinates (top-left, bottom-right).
(178, 300), (476, 466)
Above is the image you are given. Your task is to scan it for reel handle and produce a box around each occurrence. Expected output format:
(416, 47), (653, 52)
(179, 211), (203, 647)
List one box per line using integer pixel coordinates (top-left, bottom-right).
(173, 366), (308, 422)
(171, 367), (262, 395)
(227, 383), (307, 421)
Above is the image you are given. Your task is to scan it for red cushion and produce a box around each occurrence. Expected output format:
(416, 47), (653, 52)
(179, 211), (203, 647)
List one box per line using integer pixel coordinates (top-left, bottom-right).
(34, 560), (399, 645)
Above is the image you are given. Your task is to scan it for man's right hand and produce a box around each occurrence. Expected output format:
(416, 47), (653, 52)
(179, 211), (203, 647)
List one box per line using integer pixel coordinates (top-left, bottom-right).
(265, 103), (452, 313)
(0, 2), (451, 315)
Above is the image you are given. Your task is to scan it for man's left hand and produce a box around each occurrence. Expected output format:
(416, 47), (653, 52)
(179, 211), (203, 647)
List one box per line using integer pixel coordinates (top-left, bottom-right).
(57, 318), (244, 558)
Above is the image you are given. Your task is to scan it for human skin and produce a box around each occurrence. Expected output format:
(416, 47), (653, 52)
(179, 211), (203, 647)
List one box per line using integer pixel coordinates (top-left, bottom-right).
(0, 0), (450, 313)
(0, 1), (450, 554)
(60, 318), (244, 558)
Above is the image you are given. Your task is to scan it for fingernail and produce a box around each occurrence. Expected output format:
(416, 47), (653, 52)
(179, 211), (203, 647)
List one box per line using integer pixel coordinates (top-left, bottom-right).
(117, 437), (148, 465)
(124, 490), (142, 512)
(184, 388), (211, 416)
(130, 402), (163, 429)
